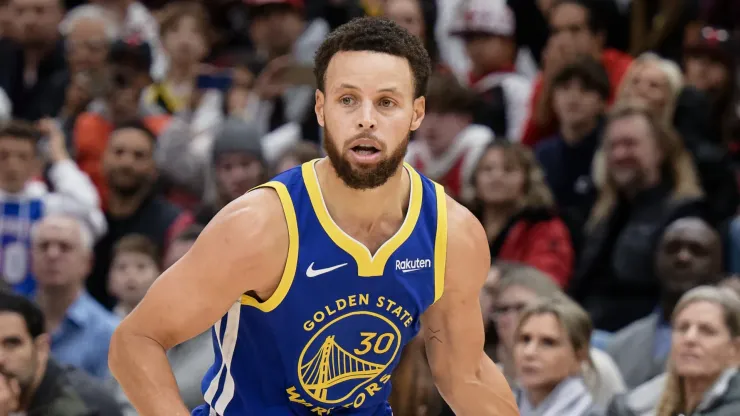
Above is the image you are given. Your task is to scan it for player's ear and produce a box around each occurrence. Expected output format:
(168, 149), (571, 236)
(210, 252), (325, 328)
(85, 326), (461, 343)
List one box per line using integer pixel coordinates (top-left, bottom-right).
(410, 96), (425, 131)
(315, 89), (325, 127)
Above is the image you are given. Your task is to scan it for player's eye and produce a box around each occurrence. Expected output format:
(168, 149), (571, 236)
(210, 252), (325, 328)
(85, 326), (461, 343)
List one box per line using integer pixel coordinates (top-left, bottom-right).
(378, 98), (395, 108)
(340, 96), (355, 106)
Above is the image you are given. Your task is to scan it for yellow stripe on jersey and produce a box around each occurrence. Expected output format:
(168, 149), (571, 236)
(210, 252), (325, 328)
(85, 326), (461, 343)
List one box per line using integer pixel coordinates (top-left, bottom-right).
(302, 159), (423, 277)
(432, 183), (448, 304)
(240, 181), (299, 312)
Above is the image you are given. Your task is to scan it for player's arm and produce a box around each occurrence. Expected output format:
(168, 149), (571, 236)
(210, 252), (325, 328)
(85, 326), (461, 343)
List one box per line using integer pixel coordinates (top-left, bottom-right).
(421, 197), (519, 416)
(108, 188), (289, 416)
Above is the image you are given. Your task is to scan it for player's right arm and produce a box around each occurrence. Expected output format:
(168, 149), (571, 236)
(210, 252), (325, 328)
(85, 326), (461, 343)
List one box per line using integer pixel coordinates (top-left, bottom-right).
(108, 188), (289, 416)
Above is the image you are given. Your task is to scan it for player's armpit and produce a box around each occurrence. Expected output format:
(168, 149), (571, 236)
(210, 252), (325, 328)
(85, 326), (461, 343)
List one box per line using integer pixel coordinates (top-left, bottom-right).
(421, 197), (519, 416)
(119, 187), (289, 348)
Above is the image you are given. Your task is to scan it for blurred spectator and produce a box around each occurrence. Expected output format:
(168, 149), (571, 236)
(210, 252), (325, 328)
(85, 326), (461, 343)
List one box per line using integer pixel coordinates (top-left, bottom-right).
(0, 290), (120, 415)
(617, 53), (684, 126)
(606, 217), (724, 390)
(162, 223), (202, 270)
(512, 296), (601, 415)
(472, 142), (574, 286)
(448, 0), (532, 141)
(683, 26), (738, 141)
(272, 140), (321, 174)
(107, 233), (160, 318)
(195, 118), (266, 225)
(90, 121), (193, 309)
(92, 0), (166, 79)
(569, 102), (704, 332)
(654, 286), (740, 415)
(74, 38), (171, 208)
(144, 1), (212, 115)
(31, 213), (119, 379)
(383, 0), (439, 66)
(244, 0), (328, 141)
(627, 0), (701, 63)
(59, 4), (120, 75)
(485, 263), (625, 409)
(0, 119), (104, 296)
(406, 71), (493, 204)
(388, 335), (442, 416)
(0, 0), (67, 121)
(521, 0), (633, 147)
(535, 57), (610, 247)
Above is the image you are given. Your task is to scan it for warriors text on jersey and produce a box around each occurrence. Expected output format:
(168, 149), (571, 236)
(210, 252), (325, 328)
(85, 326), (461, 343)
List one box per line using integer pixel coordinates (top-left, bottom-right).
(194, 159), (447, 416)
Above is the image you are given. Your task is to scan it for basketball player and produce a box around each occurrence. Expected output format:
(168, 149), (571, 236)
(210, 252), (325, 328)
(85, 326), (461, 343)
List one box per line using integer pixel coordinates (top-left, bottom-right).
(109, 17), (518, 416)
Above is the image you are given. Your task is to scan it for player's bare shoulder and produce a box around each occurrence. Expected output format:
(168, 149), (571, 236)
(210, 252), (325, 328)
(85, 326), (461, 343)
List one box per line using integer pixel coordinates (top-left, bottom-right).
(443, 195), (490, 287)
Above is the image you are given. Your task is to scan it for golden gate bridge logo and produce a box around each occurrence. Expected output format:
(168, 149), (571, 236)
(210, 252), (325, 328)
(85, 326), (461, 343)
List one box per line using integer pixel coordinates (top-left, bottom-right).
(297, 311), (402, 405)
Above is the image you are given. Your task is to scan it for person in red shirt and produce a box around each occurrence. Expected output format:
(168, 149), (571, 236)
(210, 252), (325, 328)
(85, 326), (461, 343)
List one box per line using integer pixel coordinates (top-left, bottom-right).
(521, 0), (633, 147)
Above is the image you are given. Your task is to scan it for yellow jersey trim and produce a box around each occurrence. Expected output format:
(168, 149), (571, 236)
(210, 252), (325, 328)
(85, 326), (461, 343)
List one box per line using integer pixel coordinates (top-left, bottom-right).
(301, 159), (423, 277)
(239, 181), (299, 311)
(432, 183), (447, 304)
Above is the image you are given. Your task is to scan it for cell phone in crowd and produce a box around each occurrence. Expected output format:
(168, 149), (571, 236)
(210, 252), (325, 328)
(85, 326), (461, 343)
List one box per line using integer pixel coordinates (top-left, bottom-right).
(196, 72), (234, 91)
(277, 64), (316, 88)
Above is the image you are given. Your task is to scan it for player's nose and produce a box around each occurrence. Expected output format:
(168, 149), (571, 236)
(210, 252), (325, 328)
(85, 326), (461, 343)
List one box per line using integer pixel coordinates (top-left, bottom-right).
(357, 100), (377, 130)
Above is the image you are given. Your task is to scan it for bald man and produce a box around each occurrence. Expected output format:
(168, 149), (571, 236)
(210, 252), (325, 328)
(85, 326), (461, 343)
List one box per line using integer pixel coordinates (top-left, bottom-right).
(606, 217), (723, 389)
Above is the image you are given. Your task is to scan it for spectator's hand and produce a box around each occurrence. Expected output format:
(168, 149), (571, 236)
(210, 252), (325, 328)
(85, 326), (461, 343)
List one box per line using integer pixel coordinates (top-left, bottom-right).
(253, 55), (292, 101)
(0, 373), (20, 416)
(37, 118), (70, 163)
(62, 73), (93, 116)
(542, 36), (578, 79)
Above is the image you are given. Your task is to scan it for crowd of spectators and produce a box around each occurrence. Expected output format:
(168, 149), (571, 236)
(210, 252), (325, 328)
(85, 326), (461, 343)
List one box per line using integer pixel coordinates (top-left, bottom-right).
(0, 0), (739, 414)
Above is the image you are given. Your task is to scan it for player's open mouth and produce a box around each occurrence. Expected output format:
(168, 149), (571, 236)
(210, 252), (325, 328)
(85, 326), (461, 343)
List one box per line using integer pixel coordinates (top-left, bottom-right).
(350, 145), (380, 156)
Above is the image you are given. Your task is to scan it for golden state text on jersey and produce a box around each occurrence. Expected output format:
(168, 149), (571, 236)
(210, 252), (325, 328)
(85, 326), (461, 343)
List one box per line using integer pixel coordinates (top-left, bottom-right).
(193, 159), (447, 416)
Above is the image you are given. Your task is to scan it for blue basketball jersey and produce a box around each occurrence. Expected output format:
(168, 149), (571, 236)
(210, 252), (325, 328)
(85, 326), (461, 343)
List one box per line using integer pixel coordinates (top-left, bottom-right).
(195, 159), (447, 416)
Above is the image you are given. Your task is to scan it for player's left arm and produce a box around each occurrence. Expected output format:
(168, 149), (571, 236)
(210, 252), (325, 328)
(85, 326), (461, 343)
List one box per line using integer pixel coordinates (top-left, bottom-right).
(421, 197), (519, 416)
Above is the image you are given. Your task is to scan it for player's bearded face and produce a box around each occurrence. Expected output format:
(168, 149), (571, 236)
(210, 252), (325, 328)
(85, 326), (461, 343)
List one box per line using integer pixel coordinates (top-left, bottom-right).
(323, 127), (409, 190)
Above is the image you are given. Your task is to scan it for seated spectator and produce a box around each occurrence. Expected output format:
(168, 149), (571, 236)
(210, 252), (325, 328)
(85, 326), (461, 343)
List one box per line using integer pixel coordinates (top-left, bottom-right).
(535, 57), (610, 246)
(606, 217), (724, 389)
(90, 121), (193, 309)
(0, 290), (121, 415)
(108, 234), (160, 318)
(472, 142), (574, 286)
(448, 0), (532, 140)
(406, 71), (493, 204)
(617, 53), (684, 127)
(654, 286), (740, 415)
(383, 0), (440, 67)
(521, 0), (633, 147)
(512, 296), (602, 415)
(31, 213), (119, 380)
(0, 119), (104, 296)
(485, 263), (625, 409)
(74, 38), (171, 208)
(569, 102), (704, 332)
(272, 140), (321, 175)
(195, 118), (267, 225)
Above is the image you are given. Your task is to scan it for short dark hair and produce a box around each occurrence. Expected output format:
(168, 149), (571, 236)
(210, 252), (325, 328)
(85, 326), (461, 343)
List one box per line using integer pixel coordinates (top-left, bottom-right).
(551, 57), (611, 100)
(174, 224), (205, 243)
(159, 1), (214, 47)
(0, 290), (45, 339)
(111, 120), (157, 144)
(314, 17), (432, 98)
(113, 234), (160, 265)
(551, 0), (606, 35)
(0, 120), (41, 145)
(425, 72), (477, 115)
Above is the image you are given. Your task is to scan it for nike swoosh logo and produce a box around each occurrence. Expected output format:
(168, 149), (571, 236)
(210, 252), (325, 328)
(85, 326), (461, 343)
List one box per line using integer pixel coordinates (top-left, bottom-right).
(306, 262), (348, 277)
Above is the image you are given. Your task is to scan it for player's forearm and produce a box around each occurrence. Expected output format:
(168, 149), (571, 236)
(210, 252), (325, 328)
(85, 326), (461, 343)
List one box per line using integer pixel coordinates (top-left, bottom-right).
(109, 328), (190, 416)
(443, 355), (519, 416)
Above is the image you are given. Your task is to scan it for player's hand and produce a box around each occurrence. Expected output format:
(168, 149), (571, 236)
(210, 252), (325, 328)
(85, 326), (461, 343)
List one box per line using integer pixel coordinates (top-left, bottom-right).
(0, 373), (20, 416)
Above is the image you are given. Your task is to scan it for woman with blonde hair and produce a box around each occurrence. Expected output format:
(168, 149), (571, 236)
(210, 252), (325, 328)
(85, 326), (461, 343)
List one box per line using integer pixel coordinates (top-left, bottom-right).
(512, 296), (602, 415)
(616, 53), (684, 125)
(655, 286), (740, 416)
(472, 142), (574, 287)
(569, 101), (704, 332)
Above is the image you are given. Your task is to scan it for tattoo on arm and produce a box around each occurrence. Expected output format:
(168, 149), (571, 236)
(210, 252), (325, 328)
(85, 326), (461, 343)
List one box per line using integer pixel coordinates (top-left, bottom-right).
(427, 328), (442, 344)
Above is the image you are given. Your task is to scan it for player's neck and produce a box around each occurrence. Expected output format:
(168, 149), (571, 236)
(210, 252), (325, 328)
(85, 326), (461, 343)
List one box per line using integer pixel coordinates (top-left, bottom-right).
(317, 159), (409, 227)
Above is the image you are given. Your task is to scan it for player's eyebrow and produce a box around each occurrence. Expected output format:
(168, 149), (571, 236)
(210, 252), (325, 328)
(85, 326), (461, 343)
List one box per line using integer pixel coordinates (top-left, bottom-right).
(335, 83), (402, 95)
